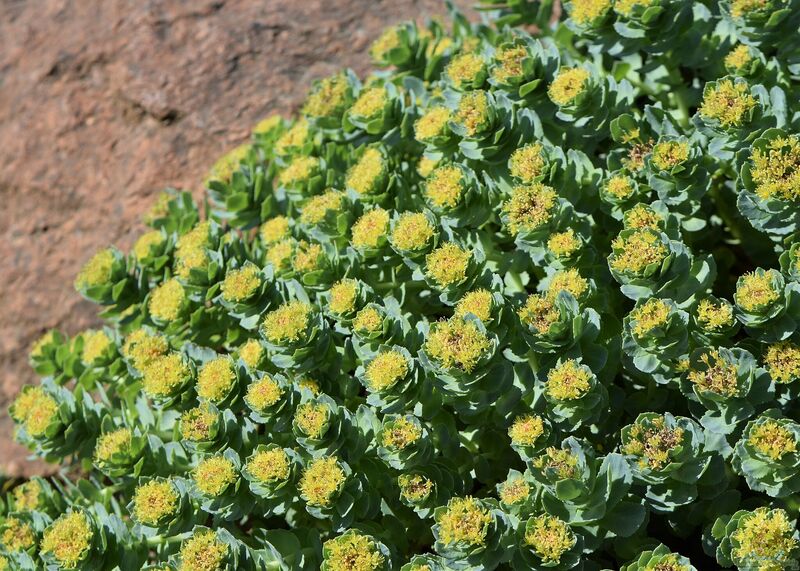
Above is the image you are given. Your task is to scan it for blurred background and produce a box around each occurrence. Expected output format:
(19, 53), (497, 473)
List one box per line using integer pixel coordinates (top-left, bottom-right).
(0, 0), (472, 476)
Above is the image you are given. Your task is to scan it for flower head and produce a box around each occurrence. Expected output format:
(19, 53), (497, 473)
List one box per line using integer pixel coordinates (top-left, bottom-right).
(304, 74), (350, 119)
(548, 68), (590, 106)
(533, 447), (579, 480)
(299, 456), (346, 507)
(425, 165), (465, 209)
(391, 212), (435, 252)
(346, 148), (386, 195)
(425, 318), (491, 372)
(547, 229), (582, 259)
(524, 515), (575, 563)
(365, 350), (409, 391)
(13, 386), (59, 437)
(12, 481), (43, 512)
(736, 270), (780, 312)
(651, 140), (690, 170)
(370, 26), (401, 62)
(180, 405), (218, 441)
(615, 0), (656, 16)
(94, 427), (132, 465)
(260, 216), (291, 245)
(750, 135), (800, 202)
(519, 293), (559, 333)
(696, 299), (735, 331)
(503, 183), (558, 235)
(194, 456), (237, 497)
(275, 119), (309, 155)
(328, 279), (359, 315)
(142, 353), (191, 398)
(2, 517), (36, 551)
(570, 0), (613, 25)
(547, 269), (589, 301)
(699, 79), (757, 128)
(196, 357), (236, 403)
(261, 301), (312, 344)
(455, 289), (494, 322)
(179, 529), (228, 571)
(351, 86), (388, 119)
(622, 416), (685, 470)
(351, 208), (390, 250)
(492, 44), (528, 83)
(292, 241), (325, 274)
(324, 531), (385, 571)
(74, 248), (114, 289)
(630, 298), (671, 338)
(623, 204), (663, 230)
(687, 349), (741, 397)
(730, 508), (799, 570)
(294, 402), (330, 439)
(725, 44), (755, 73)
(398, 474), (434, 503)
(245, 376), (284, 412)
(221, 265), (261, 303)
(132, 480), (180, 526)
(499, 476), (530, 505)
(238, 339), (265, 370)
(547, 360), (592, 401)
(149, 278), (187, 322)
(509, 143), (546, 183)
(81, 330), (114, 364)
(381, 417), (422, 450)
(446, 52), (486, 87)
(301, 190), (345, 225)
(354, 306), (384, 334)
(454, 90), (491, 136)
(265, 239), (295, 271)
(509, 414), (545, 446)
(415, 107), (451, 142)
(279, 156), (320, 187)
(123, 329), (169, 370)
(425, 243), (470, 287)
(247, 448), (291, 483)
(731, 0), (774, 18)
(610, 229), (668, 275)
(133, 230), (166, 261)
(605, 174), (636, 200)
(764, 341), (800, 383)
(41, 512), (93, 569)
(748, 419), (797, 460)
(436, 497), (492, 546)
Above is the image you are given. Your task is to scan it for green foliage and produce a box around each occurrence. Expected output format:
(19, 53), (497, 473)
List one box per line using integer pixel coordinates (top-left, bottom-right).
(5, 0), (800, 569)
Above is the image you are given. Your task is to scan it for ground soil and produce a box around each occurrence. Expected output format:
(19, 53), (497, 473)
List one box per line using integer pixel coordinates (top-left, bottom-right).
(0, 0), (472, 476)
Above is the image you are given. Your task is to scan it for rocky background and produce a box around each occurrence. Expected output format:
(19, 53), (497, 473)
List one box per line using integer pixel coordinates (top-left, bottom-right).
(0, 0), (472, 476)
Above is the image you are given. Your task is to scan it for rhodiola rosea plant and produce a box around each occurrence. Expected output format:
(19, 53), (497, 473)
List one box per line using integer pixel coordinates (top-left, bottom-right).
(4, 0), (800, 569)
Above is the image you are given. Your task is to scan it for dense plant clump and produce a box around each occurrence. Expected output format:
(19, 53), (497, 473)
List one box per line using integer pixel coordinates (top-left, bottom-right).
(5, 0), (800, 569)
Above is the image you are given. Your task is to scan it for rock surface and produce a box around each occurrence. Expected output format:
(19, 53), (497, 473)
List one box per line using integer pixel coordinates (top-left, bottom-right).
(0, 0), (471, 476)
